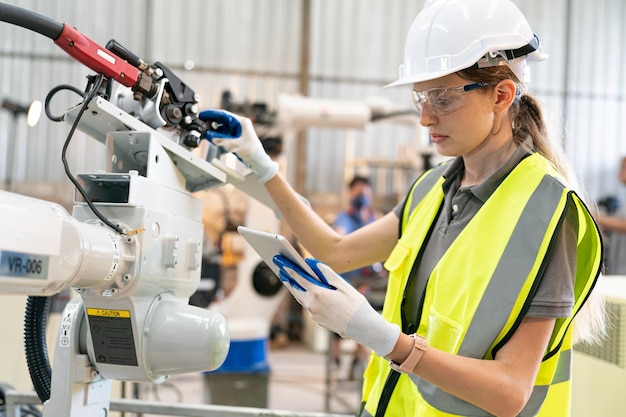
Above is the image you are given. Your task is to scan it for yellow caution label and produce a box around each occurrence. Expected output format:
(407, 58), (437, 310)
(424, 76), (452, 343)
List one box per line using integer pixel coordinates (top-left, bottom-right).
(86, 308), (131, 318)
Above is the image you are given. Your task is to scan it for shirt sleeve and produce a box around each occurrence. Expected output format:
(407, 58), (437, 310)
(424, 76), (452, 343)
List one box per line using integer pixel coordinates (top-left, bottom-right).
(526, 201), (578, 318)
(393, 197), (406, 219)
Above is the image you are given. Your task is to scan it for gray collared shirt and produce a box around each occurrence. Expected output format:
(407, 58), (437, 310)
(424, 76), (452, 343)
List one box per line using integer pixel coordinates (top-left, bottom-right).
(395, 146), (576, 327)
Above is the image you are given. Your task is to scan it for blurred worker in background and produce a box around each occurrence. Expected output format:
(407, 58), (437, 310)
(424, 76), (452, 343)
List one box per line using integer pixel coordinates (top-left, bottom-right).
(331, 175), (384, 379)
(334, 176), (377, 241)
(594, 156), (626, 274)
(199, 0), (605, 415)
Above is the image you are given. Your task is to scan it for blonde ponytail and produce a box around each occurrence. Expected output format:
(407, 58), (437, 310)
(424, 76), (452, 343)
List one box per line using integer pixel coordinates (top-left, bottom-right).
(459, 66), (607, 345)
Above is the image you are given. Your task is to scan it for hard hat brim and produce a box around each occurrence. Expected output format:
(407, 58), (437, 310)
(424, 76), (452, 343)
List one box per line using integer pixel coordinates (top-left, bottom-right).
(383, 67), (460, 89)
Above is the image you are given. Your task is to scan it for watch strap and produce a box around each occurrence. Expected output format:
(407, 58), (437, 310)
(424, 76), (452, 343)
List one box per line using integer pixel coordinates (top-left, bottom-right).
(389, 333), (427, 374)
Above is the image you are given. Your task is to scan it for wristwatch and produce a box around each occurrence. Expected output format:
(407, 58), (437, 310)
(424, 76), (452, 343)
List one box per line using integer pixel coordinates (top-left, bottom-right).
(389, 333), (427, 374)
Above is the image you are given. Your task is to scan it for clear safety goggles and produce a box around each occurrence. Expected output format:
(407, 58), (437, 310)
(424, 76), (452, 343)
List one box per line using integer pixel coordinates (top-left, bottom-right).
(411, 82), (491, 115)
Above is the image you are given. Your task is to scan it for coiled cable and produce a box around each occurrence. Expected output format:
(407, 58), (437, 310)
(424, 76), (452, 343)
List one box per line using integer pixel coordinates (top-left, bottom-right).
(23, 296), (52, 403)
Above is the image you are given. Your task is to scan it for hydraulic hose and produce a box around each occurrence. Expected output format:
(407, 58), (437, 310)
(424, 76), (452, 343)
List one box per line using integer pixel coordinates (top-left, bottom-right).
(0, 2), (63, 40)
(23, 296), (52, 403)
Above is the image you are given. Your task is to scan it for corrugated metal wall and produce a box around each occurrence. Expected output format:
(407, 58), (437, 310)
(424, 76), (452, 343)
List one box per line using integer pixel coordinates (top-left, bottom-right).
(518, 0), (626, 203)
(1, 0), (624, 207)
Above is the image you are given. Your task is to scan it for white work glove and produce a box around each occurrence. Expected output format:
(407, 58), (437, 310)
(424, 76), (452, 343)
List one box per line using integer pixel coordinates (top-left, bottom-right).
(199, 109), (279, 183)
(274, 255), (400, 357)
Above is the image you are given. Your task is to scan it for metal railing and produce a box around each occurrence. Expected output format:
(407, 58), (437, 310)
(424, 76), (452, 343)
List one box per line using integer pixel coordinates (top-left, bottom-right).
(5, 390), (353, 417)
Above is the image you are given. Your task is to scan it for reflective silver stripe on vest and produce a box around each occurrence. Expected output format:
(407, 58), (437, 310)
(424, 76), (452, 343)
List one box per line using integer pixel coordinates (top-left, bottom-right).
(405, 163), (449, 227)
(359, 409), (374, 417)
(518, 349), (572, 416)
(551, 348), (572, 384)
(410, 175), (567, 415)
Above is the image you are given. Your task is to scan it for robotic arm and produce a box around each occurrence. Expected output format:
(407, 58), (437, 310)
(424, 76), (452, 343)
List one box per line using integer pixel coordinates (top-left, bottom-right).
(1, 2), (215, 150)
(0, 3), (254, 415)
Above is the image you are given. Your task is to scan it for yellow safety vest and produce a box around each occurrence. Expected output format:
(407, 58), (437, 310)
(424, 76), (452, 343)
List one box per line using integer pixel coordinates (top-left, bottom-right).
(360, 153), (602, 417)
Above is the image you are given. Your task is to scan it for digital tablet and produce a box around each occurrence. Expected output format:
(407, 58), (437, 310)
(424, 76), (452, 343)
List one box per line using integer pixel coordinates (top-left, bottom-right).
(237, 225), (317, 278)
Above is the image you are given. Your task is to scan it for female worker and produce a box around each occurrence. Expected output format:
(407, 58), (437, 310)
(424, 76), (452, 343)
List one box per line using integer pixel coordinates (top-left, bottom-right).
(200, 0), (605, 416)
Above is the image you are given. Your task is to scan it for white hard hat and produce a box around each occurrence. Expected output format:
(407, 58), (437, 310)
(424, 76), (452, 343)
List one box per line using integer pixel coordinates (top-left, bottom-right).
(386, 0), (548, 88)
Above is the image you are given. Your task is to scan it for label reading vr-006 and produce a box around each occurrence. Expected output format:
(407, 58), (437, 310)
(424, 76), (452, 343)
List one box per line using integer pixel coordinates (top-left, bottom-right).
(0, 250), (49, 279)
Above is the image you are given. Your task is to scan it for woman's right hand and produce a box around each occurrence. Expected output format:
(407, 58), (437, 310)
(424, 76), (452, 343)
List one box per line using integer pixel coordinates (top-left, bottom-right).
(199, 109), (278, 183)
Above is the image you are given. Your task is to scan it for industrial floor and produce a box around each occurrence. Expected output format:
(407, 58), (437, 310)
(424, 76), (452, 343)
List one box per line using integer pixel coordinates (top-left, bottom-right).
(131, 341), (362, 417)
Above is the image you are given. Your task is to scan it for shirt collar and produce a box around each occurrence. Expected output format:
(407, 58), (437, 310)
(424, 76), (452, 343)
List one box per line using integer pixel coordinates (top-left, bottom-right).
(440, 138), (534, 203)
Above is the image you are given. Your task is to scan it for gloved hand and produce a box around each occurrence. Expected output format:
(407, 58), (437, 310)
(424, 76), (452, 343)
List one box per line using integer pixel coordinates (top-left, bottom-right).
(274, 255), (400, 357)
(199, 109), (278, 183)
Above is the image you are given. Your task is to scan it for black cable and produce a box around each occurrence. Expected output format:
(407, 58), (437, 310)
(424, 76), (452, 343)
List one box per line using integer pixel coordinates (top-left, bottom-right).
(44, 84), (86, 122)
(23, 297), (52, 404)
(3, 2), (127, 234)
(0, 2), (64, 40)
(105, 77), (114, 101)
(60, 74), (125, 234)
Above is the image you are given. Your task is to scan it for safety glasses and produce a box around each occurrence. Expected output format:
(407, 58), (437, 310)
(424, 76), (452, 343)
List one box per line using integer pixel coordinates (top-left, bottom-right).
(411, 82), (491, 115)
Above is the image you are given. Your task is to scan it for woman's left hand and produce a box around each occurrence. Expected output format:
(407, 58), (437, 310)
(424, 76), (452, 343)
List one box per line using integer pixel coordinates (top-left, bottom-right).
(274, 255), (400, 357)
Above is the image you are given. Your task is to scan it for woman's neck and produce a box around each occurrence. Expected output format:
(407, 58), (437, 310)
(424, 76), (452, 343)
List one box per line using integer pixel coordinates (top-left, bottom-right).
(461, 138), (517, 187)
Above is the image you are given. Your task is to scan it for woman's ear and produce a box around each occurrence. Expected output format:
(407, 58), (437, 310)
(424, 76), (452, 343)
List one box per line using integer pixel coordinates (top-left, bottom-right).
(493, 79), (517, 112)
